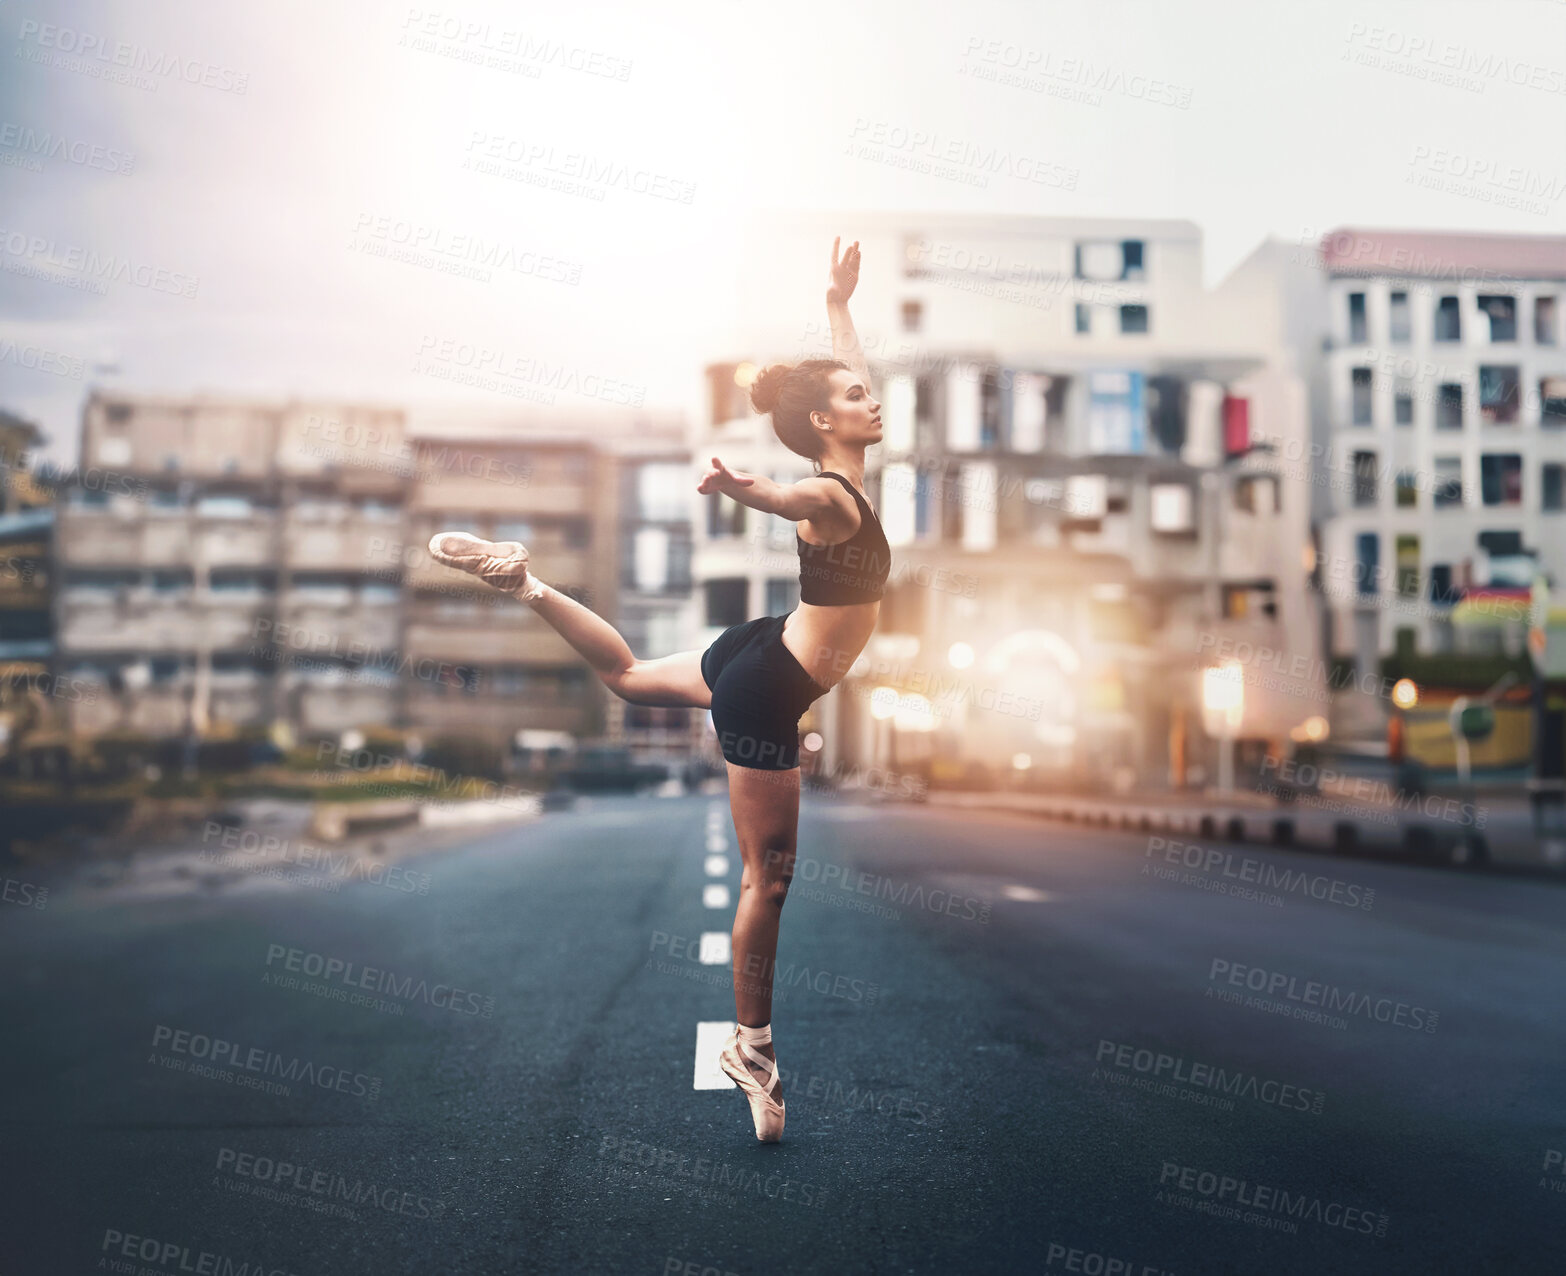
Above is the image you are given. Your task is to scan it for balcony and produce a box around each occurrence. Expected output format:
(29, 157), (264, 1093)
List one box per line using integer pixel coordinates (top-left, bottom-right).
(57, 508), (279, 569)
(284, 516), (407, 572)
(405, 547), (595, 591)
(57, 590), (274, 654)
(402, 617), (579, 664)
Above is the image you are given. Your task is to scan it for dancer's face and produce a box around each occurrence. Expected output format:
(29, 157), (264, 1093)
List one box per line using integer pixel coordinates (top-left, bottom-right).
(818, 370), (882, 445)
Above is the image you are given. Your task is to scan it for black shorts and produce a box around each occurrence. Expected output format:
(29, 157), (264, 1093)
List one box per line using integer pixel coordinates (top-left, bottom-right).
(701, 613), (829, 771)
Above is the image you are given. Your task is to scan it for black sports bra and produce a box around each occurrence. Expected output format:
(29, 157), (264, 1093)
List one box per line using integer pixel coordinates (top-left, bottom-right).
(796, 471), (891, 606)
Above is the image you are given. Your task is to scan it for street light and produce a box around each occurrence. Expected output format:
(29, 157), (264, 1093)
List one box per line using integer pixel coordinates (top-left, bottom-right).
(1201, 660), (1245, 794)
(947, 642), (975, 670)
(1392, 679), (1419, 710)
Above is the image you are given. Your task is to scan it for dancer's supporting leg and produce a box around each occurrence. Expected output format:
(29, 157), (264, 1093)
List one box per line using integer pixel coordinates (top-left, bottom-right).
(725, 760), (799, 1104)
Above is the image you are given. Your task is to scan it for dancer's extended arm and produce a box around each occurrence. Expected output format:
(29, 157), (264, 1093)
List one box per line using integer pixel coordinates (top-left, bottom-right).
(697, 456), (853, 524)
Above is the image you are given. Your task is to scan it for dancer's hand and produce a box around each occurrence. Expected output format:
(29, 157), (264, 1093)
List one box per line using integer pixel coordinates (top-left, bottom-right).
(827, 236), (860, 305)
(697, 455), (756, 496)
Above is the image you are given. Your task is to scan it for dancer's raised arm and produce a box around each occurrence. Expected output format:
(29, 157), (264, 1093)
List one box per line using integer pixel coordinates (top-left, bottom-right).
(826, 236), (869, 382)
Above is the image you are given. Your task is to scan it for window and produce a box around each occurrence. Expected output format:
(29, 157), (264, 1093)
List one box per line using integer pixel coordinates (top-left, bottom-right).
(1394, 381), (1414, 425)
(1351, 368), (1373, 424)
(1075, 240), (1143, 281)
(105, 402), (134, 424)
(1074, 303), (1091, 335)
(705, 493), (744, 538)
(1478, 295), (1517, 342)
(1119, 305), (1149, 335)
(901, 300), (923, 333)
(1395, 471), (1418, 508)
(1389, 291), (1411, 342)
(1355, 532), (1379, 597)
(1348, 293), (1367, 344)
(1536, 296), (1559, 345)
(1233, 475), (1279, 514)
(1544, 463), (1565, 511)
(150, 569), (193, 594)
(636, 463), (689, 522)
(1434, 295), (1461, 342)
(1149, 484), (1195, 533)
(1541, 377), (1566, 428)
(1479, 366), (1520, 424)
(1434, 457), (1463, 508)
(1352, 451), (1378, 507)
(704, 577), (748, 627)
(1430, 564), (1458, 606)
(765, 577), (799, 614)
(1396, 535), (1420, 598)
(1436, 383), (1463, 430)
(1480, 454), (1523, 506)
(493, 520), (534, 542)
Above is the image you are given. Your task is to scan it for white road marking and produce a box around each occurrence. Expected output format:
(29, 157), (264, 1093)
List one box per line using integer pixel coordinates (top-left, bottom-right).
(699, 932), (731, 964)
(704, 855), (729, 877)
(1002, 884), (1053, 902)
(694, 1021), (737, 1090)
(702, 883), (731, 909)
(705, 833), (728, 852)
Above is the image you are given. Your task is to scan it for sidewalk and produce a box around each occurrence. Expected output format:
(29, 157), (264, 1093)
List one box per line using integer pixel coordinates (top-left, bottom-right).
(919, 784), (1566, 876)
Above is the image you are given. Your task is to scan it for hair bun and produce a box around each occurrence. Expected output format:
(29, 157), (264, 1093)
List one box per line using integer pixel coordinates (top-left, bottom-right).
(749, 363), (789, 415)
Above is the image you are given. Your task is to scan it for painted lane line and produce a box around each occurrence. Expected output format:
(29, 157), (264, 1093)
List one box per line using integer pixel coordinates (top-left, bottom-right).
(702, 883), (731, 909)
(694, 1021), (737, 1089)
(699, 932), (731, 964)
(704, 855), (729, 877)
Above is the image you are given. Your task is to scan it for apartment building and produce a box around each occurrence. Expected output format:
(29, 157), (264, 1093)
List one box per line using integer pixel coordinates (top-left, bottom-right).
(1314, 229), (1566, 677)
(703, 213), (1320, 788)
(0, 410), (55, 757)
(55, 391), (413, 739)
(399, 412), (693, 753)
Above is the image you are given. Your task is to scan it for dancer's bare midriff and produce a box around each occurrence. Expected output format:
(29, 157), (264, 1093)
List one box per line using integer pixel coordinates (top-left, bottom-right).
(780, 598), (880, 691)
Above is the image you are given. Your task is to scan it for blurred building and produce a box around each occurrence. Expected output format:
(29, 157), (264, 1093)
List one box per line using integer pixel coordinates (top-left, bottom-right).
(53, 391), (701, 763)
(400, 411), (698, 757)
(0, 410), (56, 758)
(56, 391), (413, 739)
(705, 213), (1322, 789)
(1309, 228), (1566, 769)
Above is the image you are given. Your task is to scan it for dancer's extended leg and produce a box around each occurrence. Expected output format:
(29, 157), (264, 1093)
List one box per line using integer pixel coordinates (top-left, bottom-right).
(427, 532), (710, 708)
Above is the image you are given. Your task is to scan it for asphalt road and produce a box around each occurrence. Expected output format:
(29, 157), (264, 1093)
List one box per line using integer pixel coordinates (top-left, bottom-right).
(1, 790), (1563, 1275)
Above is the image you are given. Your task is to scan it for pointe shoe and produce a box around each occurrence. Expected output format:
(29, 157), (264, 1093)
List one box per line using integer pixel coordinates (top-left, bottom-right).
(719, 1028), (785, 1142)
(426, 532), (545, 600)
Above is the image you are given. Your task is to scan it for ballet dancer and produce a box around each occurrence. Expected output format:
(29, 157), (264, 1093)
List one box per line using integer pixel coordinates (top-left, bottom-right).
(425, 236), (890, 1142)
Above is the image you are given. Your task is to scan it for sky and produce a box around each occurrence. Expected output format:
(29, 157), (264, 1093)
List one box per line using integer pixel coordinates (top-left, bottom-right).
(1, 0), (1563, 462)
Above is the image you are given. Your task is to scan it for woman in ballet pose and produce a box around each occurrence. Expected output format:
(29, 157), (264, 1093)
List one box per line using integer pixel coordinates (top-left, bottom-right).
(427, 237), (890, 1142)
